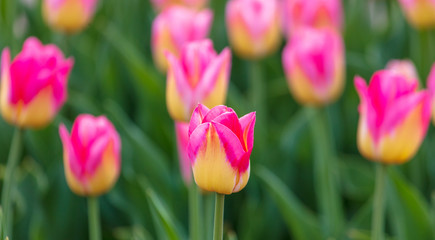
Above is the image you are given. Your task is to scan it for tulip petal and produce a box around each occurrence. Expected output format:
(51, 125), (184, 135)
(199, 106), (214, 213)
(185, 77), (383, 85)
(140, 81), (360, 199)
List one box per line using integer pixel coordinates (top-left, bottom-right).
(203, 105), (233, 123)
(239, 111), (256, 151)
(212, 111), (244, 147)
(175, 121), (192, 184)
(188, 103), (210, 136)
(212, 122), (246, 169)
(188, 122), (210, 164)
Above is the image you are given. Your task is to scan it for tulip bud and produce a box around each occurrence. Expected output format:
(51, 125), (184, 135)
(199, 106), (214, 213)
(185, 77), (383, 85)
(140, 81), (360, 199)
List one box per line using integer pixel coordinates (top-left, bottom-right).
(166, 39), (231, 122)
(42, 0), (98, 34)
(282, 0), (343, 37)
(151, 0), (208, 11)
(427, 63), (435, 124)
(225, 0), (281, 59)
(188, 104), (256, 195)
(282, 28), (345, 106)
(354, 70), (431, 164)
(0, 37), (73, 128)
(386, 59), (419, 85)
(59, 114), (121, 196)
(398, 0), (435, 29)
(175, 121), (192, 184)
(152, 6), (213, 72)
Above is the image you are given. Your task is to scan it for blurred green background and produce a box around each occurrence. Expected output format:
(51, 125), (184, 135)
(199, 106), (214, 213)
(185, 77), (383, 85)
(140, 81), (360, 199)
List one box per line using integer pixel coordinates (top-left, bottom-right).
(1, 0), (435, 239)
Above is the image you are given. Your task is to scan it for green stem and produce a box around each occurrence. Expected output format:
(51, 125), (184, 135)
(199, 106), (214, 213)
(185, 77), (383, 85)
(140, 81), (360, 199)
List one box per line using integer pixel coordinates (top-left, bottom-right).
(189, 183), (202, 240)
(371, 163), (387, 240)
(249, 60), (266, 156)
(1, 128), (23, 239)
(213, 193), (225, 240)
(204, 193), (215, 240)
(309, 107), (343, 237)
(88, 197), (102, 240)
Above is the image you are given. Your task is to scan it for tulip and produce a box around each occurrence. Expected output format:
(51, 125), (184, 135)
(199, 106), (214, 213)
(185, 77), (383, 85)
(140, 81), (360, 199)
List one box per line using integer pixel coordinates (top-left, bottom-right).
(397, 0), (435, 29)
(188, 104), (256, 195)
(152, 6), (213, 72)
(282, 28), (345, 106)
(281, 0), (343, 37)
(225, 0), (281, 59)
(59, 114), (121, 196)
(354, 70), (431, 164)
(166, 39), (231, 122)
(151, 0), (208, 11)
(175, 121), (192, 184)
(42, 0), (98, 34)
(386, 59), (419, 85)
(0, 37), (73, 128)
(427, 63), (435, 124)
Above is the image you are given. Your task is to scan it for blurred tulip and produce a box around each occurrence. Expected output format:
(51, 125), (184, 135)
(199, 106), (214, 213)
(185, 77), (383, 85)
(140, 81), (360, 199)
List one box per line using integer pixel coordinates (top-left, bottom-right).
(175, 121), (192, 184)
(42, 0), (98, 34)
(386, 59), (419, 85)
(282, 0), (343, 37)
(427, 63), (435, 124)
(152, 6), (213, 72)
(225, 0), (281, 59)
(282, 28), (345, 105)
(354, 70), (431, 164)
(59, 114), (121, 196)
(166, 39), (231, 122)
(150, 0), (208, 11)
(0, 37), (73, 128)
(398, 0), (435, 29)
(188, 104), (256, 194)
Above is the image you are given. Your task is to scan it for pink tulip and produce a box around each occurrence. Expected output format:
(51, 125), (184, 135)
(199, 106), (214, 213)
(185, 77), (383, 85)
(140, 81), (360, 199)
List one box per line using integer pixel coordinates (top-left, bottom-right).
(427, 63), (435, 124)
(282, 0), (343, 37)
(150, 0), (208, 11)
(354, 70), (431, 164)
(59, 114), (121, 196)
(386, 60), (419, 85)
(42, 0), (98, 33)
(152, 6), (213, 71)
(166, 39), (231, 122)
(225, 0), (281, 59)
(398, 0), (435, 29)
(282, 28), (345, 105)
(0, 37), (73, 128)
(175, 121), (192, 184)
(188, 104), (256, 195)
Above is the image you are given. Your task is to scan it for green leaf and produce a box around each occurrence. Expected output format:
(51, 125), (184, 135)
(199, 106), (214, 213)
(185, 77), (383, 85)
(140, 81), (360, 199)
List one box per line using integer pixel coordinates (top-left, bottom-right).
(254, 165), (322, 240)
(387, 168), (434, 240)
(280, 107), (315, 155)
(139, 178), (186, 240)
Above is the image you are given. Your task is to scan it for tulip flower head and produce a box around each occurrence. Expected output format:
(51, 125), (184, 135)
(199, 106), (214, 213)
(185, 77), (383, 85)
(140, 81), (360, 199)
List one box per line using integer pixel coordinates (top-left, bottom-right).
(398, 0), (435, 29)
(282, 28), (345, 106)
(188, 104), (256, 195)
(151, 0), (208, 11)
(354, 70), (431, 164)
(166, 39), (231, 122)
(43, 0), (98, 33)
(282, 0), (343, 37)
(386, 59), (419, 85)
(59, 114), (121, 196)
(0, 37), (73, 128)
(225, 0), (281, 59)
(175, 121), (192, 184)
(152, 6), (213, 72)
(427, 63), (435, 124)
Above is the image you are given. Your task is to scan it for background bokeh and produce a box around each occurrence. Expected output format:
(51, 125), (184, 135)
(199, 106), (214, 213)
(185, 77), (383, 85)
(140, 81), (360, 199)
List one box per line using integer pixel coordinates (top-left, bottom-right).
(1, 0), (435, 239)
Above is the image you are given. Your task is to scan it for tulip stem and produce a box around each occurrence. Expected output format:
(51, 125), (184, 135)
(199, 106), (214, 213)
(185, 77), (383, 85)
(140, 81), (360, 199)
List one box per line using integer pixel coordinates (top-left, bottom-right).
(189, 183), (202, 240)
(213, 193), (225, 240)
(1, 128), (23, 239)
(371, 163), (387, 240)
(88, 197), (102, 240)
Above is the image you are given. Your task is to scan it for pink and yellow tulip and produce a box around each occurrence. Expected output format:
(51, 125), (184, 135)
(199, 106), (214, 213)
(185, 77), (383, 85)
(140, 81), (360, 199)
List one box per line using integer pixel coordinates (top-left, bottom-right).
(225, 0), (281, 59)
(355, 70), (431, 164)
(166, 39), (231, 122)
(152, 6), (213, 72)
(151, 0), (208, 11)
(386, 59), (419, 84)
(282, 28), (345, 106)
(427, 64), (435, 124)
(175, 121), (192, 184)
(0, 37), (73, 128)
(59, 114), (121, 196)
(187, 104), (256, 195)
(281, 0), (343, 37)
(398, 0), (435, 29)
(42, 0), (98, 33)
